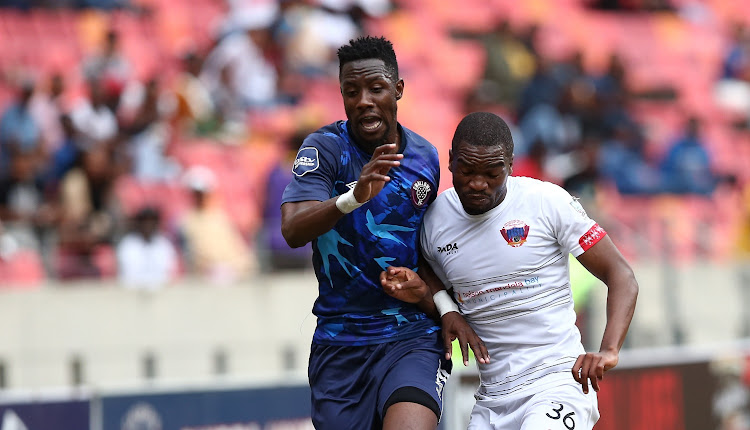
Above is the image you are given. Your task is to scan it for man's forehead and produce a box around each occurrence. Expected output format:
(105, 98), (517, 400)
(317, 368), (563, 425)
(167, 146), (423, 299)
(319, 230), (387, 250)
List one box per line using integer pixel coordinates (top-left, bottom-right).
(341, 59), (392, 80)
(455, 143), (509, 161)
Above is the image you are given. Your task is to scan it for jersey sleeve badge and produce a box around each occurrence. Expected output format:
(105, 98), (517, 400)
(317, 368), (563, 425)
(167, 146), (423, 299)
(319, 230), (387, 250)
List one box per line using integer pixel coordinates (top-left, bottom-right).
(292, 147), (320, 177)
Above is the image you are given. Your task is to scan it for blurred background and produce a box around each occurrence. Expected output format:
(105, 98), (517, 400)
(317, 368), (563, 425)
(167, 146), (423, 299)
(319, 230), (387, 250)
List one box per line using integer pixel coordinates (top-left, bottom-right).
(0, 0), (748, 428)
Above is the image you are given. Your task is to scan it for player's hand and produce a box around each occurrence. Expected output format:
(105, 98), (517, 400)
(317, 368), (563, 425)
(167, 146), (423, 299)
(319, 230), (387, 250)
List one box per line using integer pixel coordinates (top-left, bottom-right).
(441, 312), (490, 366)
(572, 349), (619, 394)
(353, 143), (403, 203)
(380, 266), (428, 304)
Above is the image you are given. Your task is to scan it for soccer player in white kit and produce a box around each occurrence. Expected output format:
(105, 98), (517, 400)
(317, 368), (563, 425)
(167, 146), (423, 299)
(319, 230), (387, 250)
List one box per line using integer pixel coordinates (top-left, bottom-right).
(381, 112), (639, 430)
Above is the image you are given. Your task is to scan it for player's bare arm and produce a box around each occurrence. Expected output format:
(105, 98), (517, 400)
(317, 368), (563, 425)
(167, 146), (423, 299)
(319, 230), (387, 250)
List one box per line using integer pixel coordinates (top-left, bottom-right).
(281, 143), (403, 248)
(381, 262), (490, 366)
(572, 235), (639, 394)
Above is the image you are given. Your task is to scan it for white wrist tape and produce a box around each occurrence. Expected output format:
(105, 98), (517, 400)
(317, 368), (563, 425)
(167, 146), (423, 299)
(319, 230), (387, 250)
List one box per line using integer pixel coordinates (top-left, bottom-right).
(433, 290), (459, 317)
(335, 188), (365, 214)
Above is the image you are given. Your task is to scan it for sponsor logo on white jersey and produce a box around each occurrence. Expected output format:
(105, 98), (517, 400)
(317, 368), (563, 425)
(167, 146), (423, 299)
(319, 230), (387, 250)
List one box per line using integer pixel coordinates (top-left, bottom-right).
(437, 242), (459, 255)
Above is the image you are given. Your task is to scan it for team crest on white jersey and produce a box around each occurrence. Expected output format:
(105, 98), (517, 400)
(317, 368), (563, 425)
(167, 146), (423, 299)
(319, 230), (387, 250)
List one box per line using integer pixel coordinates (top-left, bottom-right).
(411, 180), (433, 209)
(500, 219), (530, 247)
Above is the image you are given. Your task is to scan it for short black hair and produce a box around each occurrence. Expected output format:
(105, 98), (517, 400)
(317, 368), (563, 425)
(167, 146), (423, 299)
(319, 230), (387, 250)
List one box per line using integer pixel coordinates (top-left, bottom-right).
(451, 112), (514, 157)
(337, 36), (399, 82)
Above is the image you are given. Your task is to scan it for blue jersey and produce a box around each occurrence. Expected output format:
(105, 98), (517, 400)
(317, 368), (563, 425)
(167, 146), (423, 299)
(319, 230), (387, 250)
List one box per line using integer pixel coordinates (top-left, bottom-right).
(282, 121), (441, 345)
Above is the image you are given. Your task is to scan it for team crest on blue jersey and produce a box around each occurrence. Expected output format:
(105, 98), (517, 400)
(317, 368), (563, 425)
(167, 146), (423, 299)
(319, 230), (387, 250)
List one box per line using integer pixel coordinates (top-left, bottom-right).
(500, 219), (530, 247)
(410, 180), (433, 208)
(292, 147), (319, 177)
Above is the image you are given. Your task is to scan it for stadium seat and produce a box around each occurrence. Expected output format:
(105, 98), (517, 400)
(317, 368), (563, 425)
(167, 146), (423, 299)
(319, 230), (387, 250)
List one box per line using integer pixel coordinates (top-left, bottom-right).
(0, 250), (44, 288)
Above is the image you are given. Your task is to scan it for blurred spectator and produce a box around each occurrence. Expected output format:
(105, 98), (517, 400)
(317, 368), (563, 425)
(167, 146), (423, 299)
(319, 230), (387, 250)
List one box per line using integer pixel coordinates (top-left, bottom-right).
(118, 78), (179, 182)
(56, 145), (119, 279)
(550, 50), (588, 90)
(594, 52), (628, 104)
(722, 23), (750, 82)
(172, 51), (218, 135)
(276, 0), (359, 78)
(715, 23), (750, 113)
(82, 29), (131, 94)
(257, 130), (311, 272)
(29, 73), (66, 154)
(70, 79), (119, 148)
(210, 63), (249, 138)
(457, 20), (537, 109)
(0, 152), (57, 254)
(659, 116), (716, 195)
(178, 166), (254, 284)
(45, 114), (83, 187)
(517, 56), (562, 120)
(598, 121), (662, 195)
(116, 206), (178, 289)
(562, 133), (603, 199)
(519, 78), (596, 158)
(202, 2), (279, 111)
(0, 79), (44, 179)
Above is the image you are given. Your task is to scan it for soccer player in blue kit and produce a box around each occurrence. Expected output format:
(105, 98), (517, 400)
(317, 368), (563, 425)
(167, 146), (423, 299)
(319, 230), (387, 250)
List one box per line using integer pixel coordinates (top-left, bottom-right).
(281, 36), (489, 429)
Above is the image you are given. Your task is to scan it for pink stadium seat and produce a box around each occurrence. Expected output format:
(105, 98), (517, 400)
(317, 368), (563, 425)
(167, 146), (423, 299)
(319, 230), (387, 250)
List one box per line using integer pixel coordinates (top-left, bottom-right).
(0, 250), (44, 288)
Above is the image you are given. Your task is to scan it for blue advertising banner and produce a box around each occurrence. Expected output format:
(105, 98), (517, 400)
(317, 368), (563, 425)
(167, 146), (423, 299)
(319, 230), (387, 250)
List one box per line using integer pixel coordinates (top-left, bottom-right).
(100, 385), (312, 430)
(0, 400), (90, 430)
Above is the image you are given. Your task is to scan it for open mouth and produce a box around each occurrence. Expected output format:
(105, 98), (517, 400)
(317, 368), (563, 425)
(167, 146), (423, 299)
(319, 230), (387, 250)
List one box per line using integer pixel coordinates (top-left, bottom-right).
(360, 116), (382, 133)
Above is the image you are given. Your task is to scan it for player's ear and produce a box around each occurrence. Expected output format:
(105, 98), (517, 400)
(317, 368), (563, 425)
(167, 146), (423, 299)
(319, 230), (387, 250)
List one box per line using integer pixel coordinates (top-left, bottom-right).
(509, 154), (514, 176)
(395, 79), (404, 100)
(448, 149), (454, 172)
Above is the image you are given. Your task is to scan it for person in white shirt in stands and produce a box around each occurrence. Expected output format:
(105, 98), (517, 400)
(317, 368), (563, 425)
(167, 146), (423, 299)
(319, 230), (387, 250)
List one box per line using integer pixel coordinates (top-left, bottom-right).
(381, 111), (638, 430)
(117, 206), (178, 290)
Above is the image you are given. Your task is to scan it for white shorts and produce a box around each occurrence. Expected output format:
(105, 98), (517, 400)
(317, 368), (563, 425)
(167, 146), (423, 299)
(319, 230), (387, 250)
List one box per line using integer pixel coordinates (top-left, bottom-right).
(468, 383), (600, 430)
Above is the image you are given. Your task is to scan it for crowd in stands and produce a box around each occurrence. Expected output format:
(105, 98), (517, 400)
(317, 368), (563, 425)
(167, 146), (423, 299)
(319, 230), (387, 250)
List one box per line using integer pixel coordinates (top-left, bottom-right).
(0, 0), (748, 288)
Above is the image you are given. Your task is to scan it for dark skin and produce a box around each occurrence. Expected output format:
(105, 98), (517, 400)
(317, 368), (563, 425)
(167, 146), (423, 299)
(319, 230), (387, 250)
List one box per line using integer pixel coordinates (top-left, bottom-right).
(381, 254), (491, 367)
(281, 58), (405, 247)
(383, 140), (639, 394)
(282, 60), (486, 430)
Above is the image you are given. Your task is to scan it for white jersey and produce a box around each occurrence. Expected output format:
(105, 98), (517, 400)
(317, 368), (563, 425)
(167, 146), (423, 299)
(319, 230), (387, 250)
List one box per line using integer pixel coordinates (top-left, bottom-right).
(421, 176), (607, 406)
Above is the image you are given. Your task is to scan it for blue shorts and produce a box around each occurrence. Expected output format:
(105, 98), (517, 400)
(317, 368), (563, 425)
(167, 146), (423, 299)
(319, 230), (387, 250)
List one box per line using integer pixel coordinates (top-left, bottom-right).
(308, 331), (452, 430)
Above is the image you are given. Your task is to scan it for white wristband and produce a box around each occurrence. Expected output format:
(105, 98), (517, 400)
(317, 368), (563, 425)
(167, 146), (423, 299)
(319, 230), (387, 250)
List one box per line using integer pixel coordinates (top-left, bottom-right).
(335, 188), (365, 214)
(433, 290), (459, 317)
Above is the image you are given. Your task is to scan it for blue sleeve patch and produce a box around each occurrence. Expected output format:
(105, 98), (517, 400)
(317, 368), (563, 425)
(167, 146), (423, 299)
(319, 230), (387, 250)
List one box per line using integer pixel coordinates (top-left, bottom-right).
(292, 147), (320, 177)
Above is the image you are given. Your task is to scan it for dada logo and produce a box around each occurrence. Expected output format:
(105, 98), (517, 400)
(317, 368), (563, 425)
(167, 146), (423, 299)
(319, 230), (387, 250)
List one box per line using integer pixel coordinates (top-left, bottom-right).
(500, 220), (530, 247)
(437, 242), (459, 254)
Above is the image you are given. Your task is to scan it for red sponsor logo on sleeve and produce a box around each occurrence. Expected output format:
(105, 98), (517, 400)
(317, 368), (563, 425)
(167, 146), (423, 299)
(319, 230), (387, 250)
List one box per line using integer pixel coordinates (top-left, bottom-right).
(579, 223), (607, 251)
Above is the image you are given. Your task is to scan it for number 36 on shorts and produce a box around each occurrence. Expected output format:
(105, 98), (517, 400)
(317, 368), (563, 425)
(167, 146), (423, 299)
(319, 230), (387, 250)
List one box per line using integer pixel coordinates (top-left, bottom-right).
(545, 402), (576, 429)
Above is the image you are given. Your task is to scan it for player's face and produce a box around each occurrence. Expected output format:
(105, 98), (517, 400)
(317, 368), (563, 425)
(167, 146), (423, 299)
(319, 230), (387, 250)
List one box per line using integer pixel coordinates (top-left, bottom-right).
(449, 141), (513, 215)
(340, 59), (403, 152)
